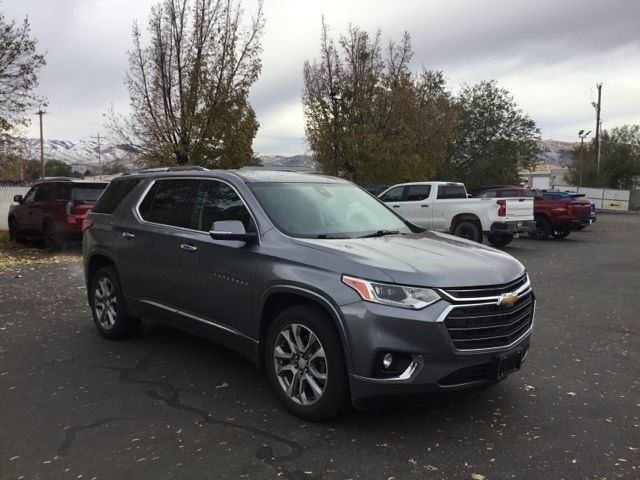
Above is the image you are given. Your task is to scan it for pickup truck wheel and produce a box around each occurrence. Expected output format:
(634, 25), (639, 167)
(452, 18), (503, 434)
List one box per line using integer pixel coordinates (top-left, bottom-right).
(552, 228), (571, 239)
(488, 234), (513, 247)
(453, 221), (483, 243)
(89, 266), (140, 340)
(532, 217), (552, 240)
(266, 304), (350, 421)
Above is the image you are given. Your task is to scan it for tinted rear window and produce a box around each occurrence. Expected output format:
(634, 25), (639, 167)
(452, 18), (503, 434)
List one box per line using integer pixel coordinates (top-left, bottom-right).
(92, 178), (141, 214)
(437, 185), (467, 199)
(72, 184), (107, 202)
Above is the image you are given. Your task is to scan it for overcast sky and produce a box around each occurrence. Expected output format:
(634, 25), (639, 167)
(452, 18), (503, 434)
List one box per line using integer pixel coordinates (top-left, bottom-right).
(4, 0), (640, 155)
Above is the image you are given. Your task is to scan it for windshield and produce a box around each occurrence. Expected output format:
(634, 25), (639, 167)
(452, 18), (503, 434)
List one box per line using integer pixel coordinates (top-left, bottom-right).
(251, 182), (411, 238)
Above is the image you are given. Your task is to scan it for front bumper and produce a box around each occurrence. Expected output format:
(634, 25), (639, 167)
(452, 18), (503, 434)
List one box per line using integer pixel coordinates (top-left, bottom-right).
(340, 286), (535, 405)
(490, 220), (536, 235)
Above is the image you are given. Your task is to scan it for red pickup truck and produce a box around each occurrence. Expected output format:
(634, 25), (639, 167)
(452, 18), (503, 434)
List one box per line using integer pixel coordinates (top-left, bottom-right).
(472, 186), (591, 240)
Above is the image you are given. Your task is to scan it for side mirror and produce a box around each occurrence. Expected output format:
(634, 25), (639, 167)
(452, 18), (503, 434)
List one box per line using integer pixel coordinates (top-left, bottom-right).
(13, 194), (23, 203)
(209, 220), (257, 243)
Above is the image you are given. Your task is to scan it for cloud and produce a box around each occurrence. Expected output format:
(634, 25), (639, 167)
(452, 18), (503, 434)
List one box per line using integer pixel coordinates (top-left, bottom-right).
(4, 0), (639, 154)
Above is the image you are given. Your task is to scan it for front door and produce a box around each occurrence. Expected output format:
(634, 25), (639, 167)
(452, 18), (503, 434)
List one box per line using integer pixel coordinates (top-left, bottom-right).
(379, 186), (405, 216)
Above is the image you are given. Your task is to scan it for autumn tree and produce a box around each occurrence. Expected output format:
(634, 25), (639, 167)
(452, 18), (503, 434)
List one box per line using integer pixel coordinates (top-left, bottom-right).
(303, 21), (454, 184)
(0, 12), (46, 132)
(112, 0), (265, 168)
(439, 80), (540, 190)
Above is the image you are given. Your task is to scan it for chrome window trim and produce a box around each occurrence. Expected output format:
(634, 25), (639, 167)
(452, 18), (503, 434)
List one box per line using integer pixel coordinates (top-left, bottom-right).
(435, 291), (535, 355)
(132, 176), (261, 244)
(140, 299), (258, 343)
(436, 274), (531, 303)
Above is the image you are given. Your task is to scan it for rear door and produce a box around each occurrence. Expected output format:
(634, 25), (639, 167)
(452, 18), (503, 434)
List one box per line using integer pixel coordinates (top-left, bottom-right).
(400, 184), (433, 228)
(432, 184), (467, 230)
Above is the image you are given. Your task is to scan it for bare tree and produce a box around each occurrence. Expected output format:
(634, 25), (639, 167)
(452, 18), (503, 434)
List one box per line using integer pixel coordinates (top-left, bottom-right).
(0, 12), (46, 131)
(112, 0), (265, 168)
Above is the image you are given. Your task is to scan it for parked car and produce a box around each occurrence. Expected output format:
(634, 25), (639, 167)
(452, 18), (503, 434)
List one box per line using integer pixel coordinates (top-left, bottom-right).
(472, 186), (591, 239)
(540, 191), (596, 227)
(8, 178), (108, 250)
(83, 171), (535, 421)
(378, 181), (535, 247)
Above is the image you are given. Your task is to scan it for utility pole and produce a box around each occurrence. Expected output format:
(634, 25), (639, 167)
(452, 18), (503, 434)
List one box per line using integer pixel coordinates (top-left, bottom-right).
(578, 129), (591, 191)
(593, 83), (602, 175)
(91, 133), (102, 179)
(37, 109), (45, 178)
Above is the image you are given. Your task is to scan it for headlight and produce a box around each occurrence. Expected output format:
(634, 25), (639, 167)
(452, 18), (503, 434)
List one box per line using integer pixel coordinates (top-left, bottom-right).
(342, 275), (440, 310)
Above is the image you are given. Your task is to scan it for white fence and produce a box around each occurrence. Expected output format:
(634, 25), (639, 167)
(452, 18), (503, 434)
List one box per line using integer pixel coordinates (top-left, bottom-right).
(0, 186), (31, 229)
(562, 186), (632, 212)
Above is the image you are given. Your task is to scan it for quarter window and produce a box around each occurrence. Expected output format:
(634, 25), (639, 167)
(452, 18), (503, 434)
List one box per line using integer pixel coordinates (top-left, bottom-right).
(93, 178), (141, 214)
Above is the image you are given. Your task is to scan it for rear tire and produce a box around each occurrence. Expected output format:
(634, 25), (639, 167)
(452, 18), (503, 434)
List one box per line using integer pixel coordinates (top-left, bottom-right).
(552, 228), (571, 239)
(531, 216), (552, 240)
(265, 304), (350, 421)
(43, 219), (62, 252)
(488, 234), (513, 247)
(89, 266), (140, 340)
(453, 220), (483, 243)
(8, 217), (22, 243)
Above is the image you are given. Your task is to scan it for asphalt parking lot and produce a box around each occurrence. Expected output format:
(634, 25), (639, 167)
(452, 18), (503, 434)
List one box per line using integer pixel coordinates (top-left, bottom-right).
(0, 213), (638, 480)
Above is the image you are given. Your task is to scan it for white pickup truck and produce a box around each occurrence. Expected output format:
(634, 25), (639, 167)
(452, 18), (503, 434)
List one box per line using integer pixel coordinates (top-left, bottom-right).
(378, 181), (535, 247)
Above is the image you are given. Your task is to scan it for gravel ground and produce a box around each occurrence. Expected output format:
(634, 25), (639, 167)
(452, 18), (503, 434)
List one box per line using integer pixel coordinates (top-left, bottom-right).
(0, 213), (638, 480)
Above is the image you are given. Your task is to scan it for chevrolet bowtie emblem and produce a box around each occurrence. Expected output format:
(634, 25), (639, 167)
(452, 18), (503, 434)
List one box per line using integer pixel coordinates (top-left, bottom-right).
(497, 292), (518, 307)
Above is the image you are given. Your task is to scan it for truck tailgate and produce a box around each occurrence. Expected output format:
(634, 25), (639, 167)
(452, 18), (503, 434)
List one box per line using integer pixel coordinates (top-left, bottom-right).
(504, 197), (534, 221)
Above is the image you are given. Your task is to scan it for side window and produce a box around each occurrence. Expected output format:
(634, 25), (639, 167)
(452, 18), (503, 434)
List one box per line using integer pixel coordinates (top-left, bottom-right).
(380, 186), (404, 202)
(93, 178), (141, 214)
(193, 180), (255, 233)
(139, 179), (199, 228)
(34, 184), (53, 202)
(406, 185), (431, 201)
(437, 185), (467, 199)
(479, 190), (497, 198)
(22, 186), (39, 204)
(501, 190), (520, 197)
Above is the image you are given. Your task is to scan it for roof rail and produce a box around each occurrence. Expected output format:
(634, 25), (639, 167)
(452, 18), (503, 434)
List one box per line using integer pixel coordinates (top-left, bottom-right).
(125, 166), (209, 175)
(41, 176), (77, 181)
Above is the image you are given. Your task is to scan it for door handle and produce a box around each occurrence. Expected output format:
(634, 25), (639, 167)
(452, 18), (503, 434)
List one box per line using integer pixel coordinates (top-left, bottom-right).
(122, 232), (135, 239)
(392, 205), (400, 208)
(180, 243), (198, 252)
(421, 204), (429, 208)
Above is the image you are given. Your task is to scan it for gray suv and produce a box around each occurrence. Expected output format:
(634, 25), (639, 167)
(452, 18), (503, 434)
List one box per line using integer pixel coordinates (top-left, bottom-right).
(83, 170), (535, 420)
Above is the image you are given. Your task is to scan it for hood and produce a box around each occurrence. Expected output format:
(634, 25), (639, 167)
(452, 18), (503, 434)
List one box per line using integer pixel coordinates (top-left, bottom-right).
(292, 231), (525, 288)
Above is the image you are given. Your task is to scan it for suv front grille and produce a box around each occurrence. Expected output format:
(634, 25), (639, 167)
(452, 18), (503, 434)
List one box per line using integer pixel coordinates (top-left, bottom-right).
(443, 291), (534, 350)
(441, 274), (528, 300)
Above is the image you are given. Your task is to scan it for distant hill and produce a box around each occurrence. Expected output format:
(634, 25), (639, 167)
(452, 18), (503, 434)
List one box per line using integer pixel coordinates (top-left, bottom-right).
(2, 135), (571, 173)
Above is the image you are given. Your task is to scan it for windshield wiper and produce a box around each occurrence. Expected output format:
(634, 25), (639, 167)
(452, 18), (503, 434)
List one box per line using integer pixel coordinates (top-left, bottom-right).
(315, 234), (337, 239)
(358, 229), (400, 238)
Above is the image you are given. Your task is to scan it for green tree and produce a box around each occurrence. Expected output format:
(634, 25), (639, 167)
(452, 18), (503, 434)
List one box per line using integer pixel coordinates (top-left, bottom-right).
(566, 125), (640, 189)
(0, 12), (46, 132)
(439, 80), (540, 190)
(43, 159), (81, 178)
(112, 0), (265, 168)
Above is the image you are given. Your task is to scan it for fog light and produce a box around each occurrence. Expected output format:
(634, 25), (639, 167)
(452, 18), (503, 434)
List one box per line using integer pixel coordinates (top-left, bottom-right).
(382, 353), (393, 369)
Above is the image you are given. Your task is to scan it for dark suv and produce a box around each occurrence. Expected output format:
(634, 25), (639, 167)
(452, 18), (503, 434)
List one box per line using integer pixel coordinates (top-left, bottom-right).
(9, 178), (108, 250)
(83, 170), (535, 420)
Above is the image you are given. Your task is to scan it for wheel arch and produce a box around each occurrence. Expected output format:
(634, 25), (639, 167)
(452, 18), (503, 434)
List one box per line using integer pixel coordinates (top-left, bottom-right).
(257, 286), (352, 373)
(450, 213), (482, 232)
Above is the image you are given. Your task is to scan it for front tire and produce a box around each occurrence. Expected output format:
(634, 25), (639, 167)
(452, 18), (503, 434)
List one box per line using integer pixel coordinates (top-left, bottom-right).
(531, 216), (552, 240)
(552, 228), (571, 239)
(488, 234), (514, 247)
(89, 266), (140, 340)
(265, 304), (350, 421)
(453, 220), (483, 243)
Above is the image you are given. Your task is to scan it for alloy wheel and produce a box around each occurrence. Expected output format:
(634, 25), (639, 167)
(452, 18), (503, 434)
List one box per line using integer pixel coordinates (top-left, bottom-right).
(94, 277), (118, 330)
(273, 323), (328, 405)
